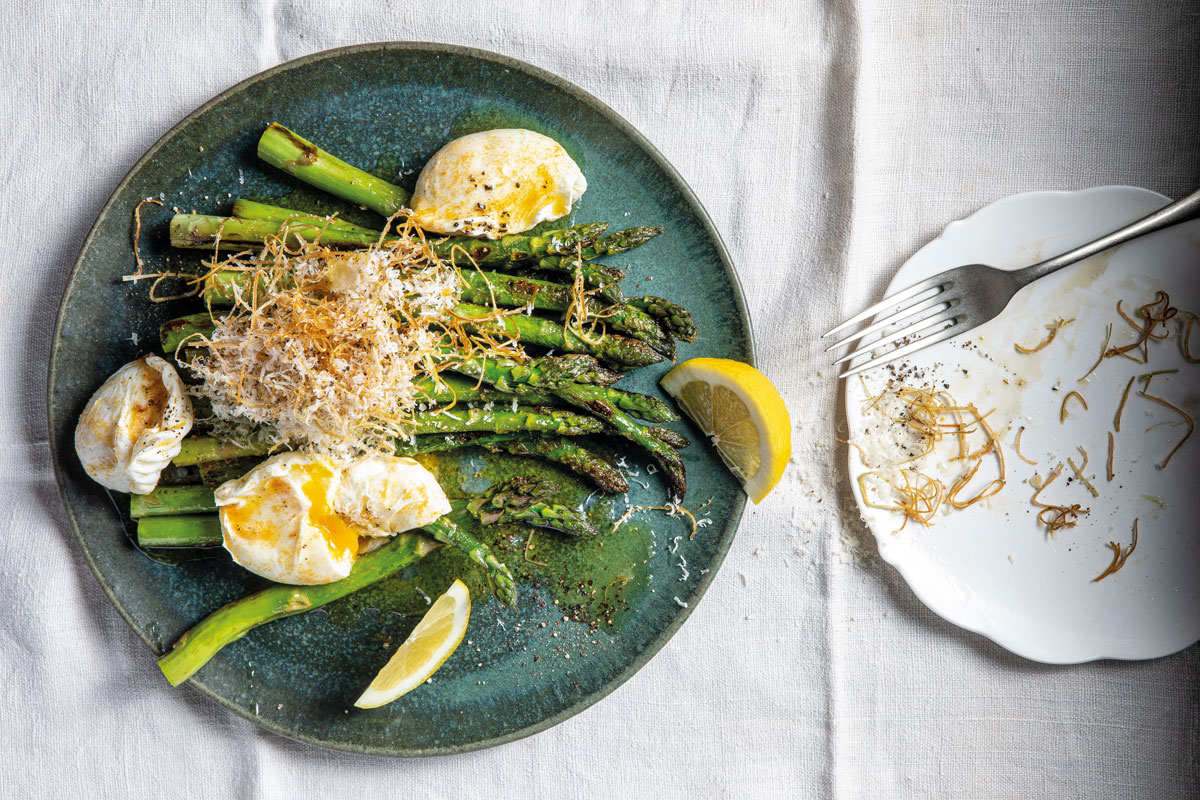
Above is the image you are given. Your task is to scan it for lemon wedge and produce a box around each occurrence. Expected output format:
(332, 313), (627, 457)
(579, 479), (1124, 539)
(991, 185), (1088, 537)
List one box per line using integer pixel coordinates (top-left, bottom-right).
(660, 358), (791, 503)
(354, 578), (471, 708)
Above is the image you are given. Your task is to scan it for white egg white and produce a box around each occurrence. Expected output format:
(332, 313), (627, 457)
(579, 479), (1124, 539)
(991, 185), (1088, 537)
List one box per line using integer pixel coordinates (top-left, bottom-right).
(74, 354), (194, 494)
(410, 128), (586, 239)
(336, 455), (452, 536)
(214, 452), (450, 585)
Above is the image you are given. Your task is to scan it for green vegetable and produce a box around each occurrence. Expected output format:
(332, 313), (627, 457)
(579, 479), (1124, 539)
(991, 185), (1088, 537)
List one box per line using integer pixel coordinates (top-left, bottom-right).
(257, 123), (411, 217)
(169, 214), (383, 251)
(455, 271), (675, 358)
(136, 514), (221, 547)
(628, 296), (698, 342)
(423, 517), (515, 608)
(448, 353), (622, 390)
(552, 382), (687, 497)
(464, 476), (599, 537)
(454, 303), (662, 369)
(417, 373), (676, 424)
(157, 533), (438, 685)
(131, 486), (217, 517)
(431, 223), (609, 264)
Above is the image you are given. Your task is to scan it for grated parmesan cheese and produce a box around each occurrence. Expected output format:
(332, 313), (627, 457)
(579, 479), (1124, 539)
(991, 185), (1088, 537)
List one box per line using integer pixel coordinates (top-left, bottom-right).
(184, 218), (518, 456)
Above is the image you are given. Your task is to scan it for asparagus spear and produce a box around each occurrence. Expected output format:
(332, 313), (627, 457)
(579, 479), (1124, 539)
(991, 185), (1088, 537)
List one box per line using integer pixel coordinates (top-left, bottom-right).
(169, 425), (675, 494)
(157, 532), (438, 685)
(484, 260), (624, 307)
(139, 511), (514, 609)
(398, 432), (628, 492)
(508, 225), (662, 307)
(423, 517), (516, 607)
(157, 463), (205, 486)
(161, 313), (215, 353)
(447, 353), (622, 390)
(465, 476), (599, 537)
(156, 459), (265, 488)
(475, 437), (629, 494)
(551, 382), (687, 497)
(257, 123), (411, 217)
(417, 373), (677, 424)
(231, 199), (383, 235)
(137, 514), (222, 547)
(194, 458), (266, 487)
(416, 373), (558, 407)
(408, 406), (605, 436)
(455, 270), (675, 359)
(446, 353), (690, 493)
(131, 486), (217, 517)
(231, 199), (611, 266)
(628, 296), (698, 342)
(135, 480), (594, 542)
(169, 214), (384, 251)
(164, 429), (626, 493)
(454, 303), (662, 369)
(174, 434), (277, 466)
(533, 226), (662, 262)
(646, 426), (690, 450)
(516, 259), (625, 304)
(431, 223), (609, 265)
(171, 407), (605, 467)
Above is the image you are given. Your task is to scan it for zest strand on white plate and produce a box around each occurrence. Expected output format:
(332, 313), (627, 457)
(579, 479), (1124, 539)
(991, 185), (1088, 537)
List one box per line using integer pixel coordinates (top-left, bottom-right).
(843, 186), (1200, 663)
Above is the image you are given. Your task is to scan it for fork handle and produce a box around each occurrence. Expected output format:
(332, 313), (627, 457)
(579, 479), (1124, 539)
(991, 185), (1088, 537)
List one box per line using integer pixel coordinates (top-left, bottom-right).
(1019, 187), (1200, 283)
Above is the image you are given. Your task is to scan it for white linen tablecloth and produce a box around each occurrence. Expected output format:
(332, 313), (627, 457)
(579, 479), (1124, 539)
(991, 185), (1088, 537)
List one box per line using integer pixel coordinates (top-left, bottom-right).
(4, 1), (1198, 797)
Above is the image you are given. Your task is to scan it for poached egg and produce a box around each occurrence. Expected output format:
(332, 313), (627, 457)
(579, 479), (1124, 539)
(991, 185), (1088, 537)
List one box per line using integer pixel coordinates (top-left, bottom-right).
(74, 354), (194, 494)
(410, 128), (586, 239)
(214, 452), (450, 585)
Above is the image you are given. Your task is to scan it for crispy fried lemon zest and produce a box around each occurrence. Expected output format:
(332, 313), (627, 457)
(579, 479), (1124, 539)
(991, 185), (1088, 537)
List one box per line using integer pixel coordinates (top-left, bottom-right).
(1078, 323), (1112, 382)
(1066, 445), (1098, 498)
(857, 470), (944, 530)
(851, 385), (1006, 526)
(1013, 426), (1038, 466)
(1093, 519), (1138, 583)
(563, 245), (619, 347)
(1031, 463), (1089, 535)
(181, 213), (524, 456)
(1106, 432), (1115, 482)
(124, 198), (202, 302)
(1060, 390), (1088, 423)
(1114, 376), (1135, 432)
(1183, 312), (1199, 364)
(1137, 389), (1194, 469)
(1014, 317), (1074, 354)
(835, 435), (868, 461)
(1106, 291), (1177, 363)
(612, 502), (700, 539)
(1139, 368), (1179, 392)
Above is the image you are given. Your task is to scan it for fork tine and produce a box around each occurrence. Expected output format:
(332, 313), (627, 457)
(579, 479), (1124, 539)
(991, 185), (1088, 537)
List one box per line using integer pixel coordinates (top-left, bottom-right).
(822, 278), (945, 339)
(831, 307), (957, 367)
(824, 293), (952, 353)
(838, 322), (966, 379)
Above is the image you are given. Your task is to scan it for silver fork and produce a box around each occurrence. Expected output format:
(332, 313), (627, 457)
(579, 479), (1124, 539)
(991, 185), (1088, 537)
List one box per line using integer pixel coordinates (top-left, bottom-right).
(823, 188), (1200, 378)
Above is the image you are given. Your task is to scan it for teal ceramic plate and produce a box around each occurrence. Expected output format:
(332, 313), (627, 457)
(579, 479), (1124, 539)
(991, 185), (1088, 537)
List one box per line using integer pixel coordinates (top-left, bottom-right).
(48, 43), (753, 755)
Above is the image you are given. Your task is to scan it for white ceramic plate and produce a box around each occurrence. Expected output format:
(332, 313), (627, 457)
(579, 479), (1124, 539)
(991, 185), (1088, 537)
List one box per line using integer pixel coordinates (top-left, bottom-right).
(844, 186), (1200, 663)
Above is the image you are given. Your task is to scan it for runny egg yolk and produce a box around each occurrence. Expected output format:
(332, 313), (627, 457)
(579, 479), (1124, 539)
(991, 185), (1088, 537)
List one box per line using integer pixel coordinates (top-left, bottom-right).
(221, 462), (360, 561)
(299, 462), (361, 559)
